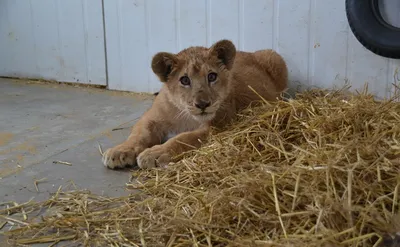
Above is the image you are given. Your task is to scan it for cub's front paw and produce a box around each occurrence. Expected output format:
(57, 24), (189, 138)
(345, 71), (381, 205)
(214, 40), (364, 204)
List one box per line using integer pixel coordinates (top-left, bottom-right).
(136, 145), (171, 169)
(102, 144), (142, 169)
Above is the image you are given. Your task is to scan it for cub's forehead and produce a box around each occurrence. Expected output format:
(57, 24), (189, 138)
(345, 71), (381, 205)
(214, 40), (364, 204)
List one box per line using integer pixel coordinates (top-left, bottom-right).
(185, 58), (208, 75)
(177, 47), (211, 75)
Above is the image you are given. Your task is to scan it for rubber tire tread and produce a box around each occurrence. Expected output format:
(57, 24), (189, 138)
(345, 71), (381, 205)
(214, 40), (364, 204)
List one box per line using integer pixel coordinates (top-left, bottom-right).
(346, 0), (400, 59)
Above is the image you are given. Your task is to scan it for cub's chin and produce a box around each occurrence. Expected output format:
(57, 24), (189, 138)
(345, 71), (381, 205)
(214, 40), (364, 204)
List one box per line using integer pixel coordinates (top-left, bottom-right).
(192, 112), (216, 122)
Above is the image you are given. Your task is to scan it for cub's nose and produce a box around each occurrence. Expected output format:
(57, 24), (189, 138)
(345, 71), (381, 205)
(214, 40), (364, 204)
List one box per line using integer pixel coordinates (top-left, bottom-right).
(194, 100), (211, 110)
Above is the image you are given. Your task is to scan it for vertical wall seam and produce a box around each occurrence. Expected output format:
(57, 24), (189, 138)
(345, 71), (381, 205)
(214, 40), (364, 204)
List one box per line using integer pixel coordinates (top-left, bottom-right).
(117, 1), (123, 90)
(385, 58), (391, 99)
(55, 0), (64, 79)
(28, 1), (39, 75)
(273, 0), (279, 52)
(345, 23), (351, 86)
(272, 0), (275, 50)
(144, 0), (152, 92)
(206, 0), (211, 46)
(344, 11), (350, 86)
(307, 0), (315, 87)
(238, 0), (244, 50)
(82, 0), (90, 83)
(101, 0), (109, 88)
(175, 0), (181, 51)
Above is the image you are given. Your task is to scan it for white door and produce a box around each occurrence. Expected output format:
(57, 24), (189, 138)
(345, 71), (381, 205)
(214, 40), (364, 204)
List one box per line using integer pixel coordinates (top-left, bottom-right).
(0, 0), (106, 85)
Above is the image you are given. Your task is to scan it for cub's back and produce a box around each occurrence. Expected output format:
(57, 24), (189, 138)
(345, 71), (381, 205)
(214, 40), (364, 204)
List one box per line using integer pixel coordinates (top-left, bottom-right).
(230, 50), (288, 110)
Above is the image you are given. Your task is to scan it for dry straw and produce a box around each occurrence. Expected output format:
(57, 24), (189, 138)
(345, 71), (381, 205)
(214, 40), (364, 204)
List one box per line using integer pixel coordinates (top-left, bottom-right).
(2, 85), (400, 247)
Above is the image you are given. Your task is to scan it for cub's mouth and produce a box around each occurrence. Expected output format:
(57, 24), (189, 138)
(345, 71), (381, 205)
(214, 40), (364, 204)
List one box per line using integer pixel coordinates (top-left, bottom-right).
(191, 110), (215, 121)
(189, 108), (215, 116)
(197, 109), (216, 116)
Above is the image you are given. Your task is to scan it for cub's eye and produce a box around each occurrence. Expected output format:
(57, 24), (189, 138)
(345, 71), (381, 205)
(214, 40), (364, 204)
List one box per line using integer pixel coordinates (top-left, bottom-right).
(207, 72), (218, 83)
(179, 76), (191, 86)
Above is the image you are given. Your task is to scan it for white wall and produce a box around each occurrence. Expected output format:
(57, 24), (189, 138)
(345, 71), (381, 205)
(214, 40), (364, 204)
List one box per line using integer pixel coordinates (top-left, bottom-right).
(0, 0), (106, 85)
(104, 0), (400, 98)
(1, 0), (399, 98)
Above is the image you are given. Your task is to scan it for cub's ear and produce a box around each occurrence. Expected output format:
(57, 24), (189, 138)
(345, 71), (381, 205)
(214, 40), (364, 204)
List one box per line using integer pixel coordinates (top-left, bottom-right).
(209, 39), (236, 70)
(151, 52), (179, 82)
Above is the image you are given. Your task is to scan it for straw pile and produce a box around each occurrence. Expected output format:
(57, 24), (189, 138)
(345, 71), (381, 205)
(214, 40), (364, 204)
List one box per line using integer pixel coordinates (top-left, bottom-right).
(2, 86), (400, 247)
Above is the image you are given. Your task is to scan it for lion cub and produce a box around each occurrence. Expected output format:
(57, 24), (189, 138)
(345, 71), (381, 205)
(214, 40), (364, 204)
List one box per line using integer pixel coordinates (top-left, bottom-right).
(103, 39), (288, 169)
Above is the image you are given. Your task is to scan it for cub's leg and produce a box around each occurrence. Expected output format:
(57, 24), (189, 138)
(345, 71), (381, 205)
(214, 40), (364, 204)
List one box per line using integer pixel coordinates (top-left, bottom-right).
(102, 108), (164, 169)
(137, 124), (210, 169)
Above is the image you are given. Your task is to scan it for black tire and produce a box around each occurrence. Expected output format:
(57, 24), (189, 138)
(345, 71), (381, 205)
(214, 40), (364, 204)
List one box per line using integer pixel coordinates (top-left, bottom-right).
(346, 0), (400, 59)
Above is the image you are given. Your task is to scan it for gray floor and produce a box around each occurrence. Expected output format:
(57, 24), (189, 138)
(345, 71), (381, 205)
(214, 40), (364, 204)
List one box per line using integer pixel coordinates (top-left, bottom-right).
(0, 78), (153, 204)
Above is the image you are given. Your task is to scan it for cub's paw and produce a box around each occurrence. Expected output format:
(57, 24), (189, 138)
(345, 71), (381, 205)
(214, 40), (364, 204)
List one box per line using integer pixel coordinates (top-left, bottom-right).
(136, 145), (171, 169)
(102, 144), (141, 169)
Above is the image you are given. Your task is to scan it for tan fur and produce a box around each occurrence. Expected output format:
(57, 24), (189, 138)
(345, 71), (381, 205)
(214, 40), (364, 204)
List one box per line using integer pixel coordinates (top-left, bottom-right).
(103, 39), (288, 169)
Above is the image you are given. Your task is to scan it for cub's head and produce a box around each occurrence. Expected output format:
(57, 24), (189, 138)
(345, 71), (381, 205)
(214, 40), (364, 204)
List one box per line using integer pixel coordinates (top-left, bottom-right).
(151, 39), (236, 122)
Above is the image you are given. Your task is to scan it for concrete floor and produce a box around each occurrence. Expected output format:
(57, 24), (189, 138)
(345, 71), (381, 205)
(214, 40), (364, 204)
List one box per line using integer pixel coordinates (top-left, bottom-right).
(0, 78), (153, 204)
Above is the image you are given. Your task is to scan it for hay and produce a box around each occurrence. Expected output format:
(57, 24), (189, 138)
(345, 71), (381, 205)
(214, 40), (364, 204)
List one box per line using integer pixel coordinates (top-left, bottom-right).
(2, 86), (400, 247)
